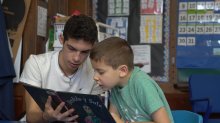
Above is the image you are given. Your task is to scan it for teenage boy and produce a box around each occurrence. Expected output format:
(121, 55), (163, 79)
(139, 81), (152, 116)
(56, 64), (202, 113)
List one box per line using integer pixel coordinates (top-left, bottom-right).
(20, 15), (102, 122)
(90, 37), (174, 123)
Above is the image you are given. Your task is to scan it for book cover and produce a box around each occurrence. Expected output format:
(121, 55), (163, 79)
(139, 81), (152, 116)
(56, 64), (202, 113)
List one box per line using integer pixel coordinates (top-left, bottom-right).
(23, 84), (115, 123)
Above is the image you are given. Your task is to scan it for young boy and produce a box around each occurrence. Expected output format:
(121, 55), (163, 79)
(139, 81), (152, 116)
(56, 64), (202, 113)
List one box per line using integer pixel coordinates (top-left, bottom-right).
(90, 37), (174, 123)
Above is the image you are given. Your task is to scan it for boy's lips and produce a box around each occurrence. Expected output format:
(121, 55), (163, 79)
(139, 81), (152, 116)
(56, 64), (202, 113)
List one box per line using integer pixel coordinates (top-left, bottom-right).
(69, 62), (80, 68)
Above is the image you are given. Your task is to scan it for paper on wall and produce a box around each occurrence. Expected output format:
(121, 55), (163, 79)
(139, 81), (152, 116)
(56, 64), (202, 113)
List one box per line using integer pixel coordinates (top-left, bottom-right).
(131, 45), (151, 73)
(37, 6), (47, 37)
(140, 15), (162, 44)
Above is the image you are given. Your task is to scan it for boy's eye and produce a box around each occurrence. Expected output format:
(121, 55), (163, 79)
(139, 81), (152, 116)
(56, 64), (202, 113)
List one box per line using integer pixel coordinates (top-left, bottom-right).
(82, 51), (90, 54)
(98, 71), (105, 75)
(99, 72), (104, 75)
(67, 46), (76, 51)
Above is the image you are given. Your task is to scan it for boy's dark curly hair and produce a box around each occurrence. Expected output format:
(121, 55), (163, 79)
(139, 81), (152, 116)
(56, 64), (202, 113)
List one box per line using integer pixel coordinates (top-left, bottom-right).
(63, 15), (97, 44)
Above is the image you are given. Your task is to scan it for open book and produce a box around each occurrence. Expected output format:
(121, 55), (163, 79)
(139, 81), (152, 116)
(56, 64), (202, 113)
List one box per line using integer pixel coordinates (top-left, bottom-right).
(23, 84), (115, 123)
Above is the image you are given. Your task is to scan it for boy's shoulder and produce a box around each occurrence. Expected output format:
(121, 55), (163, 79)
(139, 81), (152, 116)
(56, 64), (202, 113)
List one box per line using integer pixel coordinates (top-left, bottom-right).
(131, 67), (152, 80)
(129, 67), (157, 88)
(33, 51), (57, 59)
(28, 51), (58, 63)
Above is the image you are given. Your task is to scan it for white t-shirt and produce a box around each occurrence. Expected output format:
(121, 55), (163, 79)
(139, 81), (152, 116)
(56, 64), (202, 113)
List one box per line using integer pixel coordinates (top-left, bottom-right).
(20, 51), (101, 94)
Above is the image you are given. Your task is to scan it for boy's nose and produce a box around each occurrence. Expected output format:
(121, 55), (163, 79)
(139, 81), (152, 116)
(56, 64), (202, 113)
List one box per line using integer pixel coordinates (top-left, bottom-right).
(93, 75), (99, 81)
(94, 76), (102, 86)
(73, 52), (80, 62)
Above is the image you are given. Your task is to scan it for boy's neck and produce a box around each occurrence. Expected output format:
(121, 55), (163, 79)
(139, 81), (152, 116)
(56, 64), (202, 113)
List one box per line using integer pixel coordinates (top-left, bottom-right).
(58, 51), (78, 76)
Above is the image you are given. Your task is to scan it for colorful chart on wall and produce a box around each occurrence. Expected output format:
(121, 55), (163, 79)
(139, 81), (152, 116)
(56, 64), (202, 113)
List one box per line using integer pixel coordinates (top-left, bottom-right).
(140, 0), (163, 14)
(140, 15), (163, 43)
(93, 0), (170, 82)
(106, 17), (128, 39)
(176, 0), (220, 68)
(107, 0), (129, 16)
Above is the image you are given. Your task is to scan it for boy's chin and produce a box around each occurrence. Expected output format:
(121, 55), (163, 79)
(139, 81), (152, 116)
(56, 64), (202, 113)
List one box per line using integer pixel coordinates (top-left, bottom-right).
(101, 86), (111, 91)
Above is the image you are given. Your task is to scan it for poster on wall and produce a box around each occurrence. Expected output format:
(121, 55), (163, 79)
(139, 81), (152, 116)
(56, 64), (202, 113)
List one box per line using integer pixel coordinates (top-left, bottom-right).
(108, 0), (129, 16)
(176, 0), (220, 68)
(131, 45), (151, 73)
(106, 17), (128, 39)
(140, 0), (163, 14)
(37, 6), (47, 37)
(140, 15), (163, 44)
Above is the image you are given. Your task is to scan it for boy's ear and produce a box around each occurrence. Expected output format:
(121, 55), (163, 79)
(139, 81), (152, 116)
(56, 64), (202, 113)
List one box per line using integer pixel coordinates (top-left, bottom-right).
(59, 34), (65, 45)
(118, 65), (129, 77)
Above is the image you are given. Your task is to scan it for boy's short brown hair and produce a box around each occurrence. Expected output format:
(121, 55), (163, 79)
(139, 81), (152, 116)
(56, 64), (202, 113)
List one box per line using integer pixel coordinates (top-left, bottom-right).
(63, 14), (97, 44)
(90, 37), (134, 71)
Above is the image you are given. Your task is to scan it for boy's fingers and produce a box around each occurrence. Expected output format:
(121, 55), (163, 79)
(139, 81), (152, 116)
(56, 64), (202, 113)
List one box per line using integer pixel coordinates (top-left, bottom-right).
(58, 108), (75, 119)
(45, 96), (52, 109)
(54, 108), (77, 122)
(64, 114), (79, 122)
(45, 97), (78, 122)
(54, 102), (65, 114)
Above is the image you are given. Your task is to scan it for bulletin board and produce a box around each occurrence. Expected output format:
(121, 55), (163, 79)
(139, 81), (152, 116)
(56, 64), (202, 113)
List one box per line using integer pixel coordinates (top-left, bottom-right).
(93, 0), (170, 82)
(176, 0), (220, 69)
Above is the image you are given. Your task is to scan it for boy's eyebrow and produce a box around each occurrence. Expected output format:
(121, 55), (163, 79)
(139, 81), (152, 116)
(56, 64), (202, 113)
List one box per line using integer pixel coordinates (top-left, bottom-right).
(94, 68), (104, 71)
(82, 49), (91, 52)
(66, 44), (91, 52)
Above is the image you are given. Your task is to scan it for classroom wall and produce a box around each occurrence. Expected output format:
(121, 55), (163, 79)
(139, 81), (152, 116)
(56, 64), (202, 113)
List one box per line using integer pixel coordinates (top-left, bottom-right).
(13, 0), (192, 120)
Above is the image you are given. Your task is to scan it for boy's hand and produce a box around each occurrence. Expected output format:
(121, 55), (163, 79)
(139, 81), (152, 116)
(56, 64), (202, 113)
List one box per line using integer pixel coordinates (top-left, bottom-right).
(43, 96), (79, 122)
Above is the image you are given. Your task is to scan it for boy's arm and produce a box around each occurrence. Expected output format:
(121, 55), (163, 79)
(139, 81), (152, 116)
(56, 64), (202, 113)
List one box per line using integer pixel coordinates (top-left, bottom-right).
(25, 90), (47, 123)
(150, 107), (171, 123)
(109, 103), (124, 123)
(109, 104), (170, 123)
(130, 107), (171, 123)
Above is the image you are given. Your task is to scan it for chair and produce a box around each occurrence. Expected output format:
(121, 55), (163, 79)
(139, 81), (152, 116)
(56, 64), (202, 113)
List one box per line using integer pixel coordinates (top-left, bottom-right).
(172, 110), (203, 123)
(189, 74), (220, 123)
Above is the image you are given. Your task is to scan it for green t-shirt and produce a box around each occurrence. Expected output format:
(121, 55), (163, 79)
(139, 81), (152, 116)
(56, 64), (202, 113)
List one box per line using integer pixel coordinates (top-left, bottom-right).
(110, 67), (174, 122)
